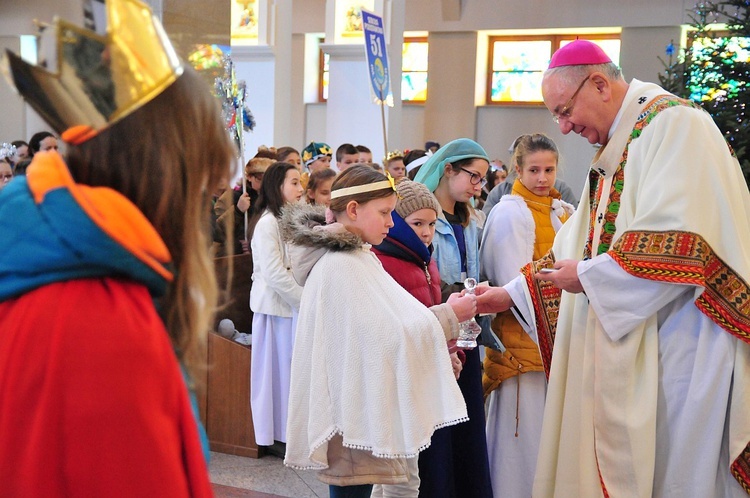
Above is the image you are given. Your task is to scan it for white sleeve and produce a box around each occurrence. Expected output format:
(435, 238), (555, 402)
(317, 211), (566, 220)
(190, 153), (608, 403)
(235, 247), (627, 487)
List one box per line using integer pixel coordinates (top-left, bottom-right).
(503, 274), (534, 330)
(578, 254), (692, 341)
(480, 199), (533, 286)
(251, 214), (303, 309)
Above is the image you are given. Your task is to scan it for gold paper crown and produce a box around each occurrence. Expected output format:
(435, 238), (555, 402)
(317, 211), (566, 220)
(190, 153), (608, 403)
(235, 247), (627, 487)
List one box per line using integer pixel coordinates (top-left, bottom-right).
(2, 0), (183, 144)
(383, 150), (404, 165)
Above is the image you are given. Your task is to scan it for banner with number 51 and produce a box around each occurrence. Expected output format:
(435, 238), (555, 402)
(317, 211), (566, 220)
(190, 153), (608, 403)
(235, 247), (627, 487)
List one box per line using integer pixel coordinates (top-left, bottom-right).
(361, 9), (393, 106)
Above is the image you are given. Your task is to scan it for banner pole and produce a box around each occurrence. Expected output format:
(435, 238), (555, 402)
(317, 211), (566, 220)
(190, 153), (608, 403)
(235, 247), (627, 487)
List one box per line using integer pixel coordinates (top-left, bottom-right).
(235, 66), (249, 244)
(380, 84), (388, 160)
(239, 137), (247, 244)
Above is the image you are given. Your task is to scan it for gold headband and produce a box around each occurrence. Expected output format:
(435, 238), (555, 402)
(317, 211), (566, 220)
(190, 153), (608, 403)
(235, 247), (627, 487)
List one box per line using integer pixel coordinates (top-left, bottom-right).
(330, 173), (397, 200)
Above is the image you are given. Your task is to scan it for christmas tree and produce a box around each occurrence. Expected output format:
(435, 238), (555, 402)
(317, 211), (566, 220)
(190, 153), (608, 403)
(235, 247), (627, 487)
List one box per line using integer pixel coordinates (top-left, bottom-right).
(659, 1), (750, 187)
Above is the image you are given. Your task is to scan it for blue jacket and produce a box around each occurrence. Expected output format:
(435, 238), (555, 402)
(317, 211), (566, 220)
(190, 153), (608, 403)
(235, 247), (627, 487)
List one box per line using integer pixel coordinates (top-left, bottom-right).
(432, 211), (480, 286)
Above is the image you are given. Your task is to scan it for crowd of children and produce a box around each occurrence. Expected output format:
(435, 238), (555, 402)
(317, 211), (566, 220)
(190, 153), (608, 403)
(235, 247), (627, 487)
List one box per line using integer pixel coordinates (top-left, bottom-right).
(2, 123), (560, 497)
(198, 135), (564, 498)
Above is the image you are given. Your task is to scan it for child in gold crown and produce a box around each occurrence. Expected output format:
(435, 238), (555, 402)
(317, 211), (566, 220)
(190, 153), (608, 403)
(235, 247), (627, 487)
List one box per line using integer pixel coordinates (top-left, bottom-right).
(0, 0), (233, 495)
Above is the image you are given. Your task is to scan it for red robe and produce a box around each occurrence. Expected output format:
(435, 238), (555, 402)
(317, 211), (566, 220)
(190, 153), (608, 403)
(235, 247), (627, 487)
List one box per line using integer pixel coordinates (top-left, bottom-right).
(372, 247), (442, 308)
(0, 278), (214, 497)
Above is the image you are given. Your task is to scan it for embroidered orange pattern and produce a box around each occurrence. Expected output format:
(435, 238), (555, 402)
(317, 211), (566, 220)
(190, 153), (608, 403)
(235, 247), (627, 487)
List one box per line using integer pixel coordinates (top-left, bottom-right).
(520, 252), (560, 379)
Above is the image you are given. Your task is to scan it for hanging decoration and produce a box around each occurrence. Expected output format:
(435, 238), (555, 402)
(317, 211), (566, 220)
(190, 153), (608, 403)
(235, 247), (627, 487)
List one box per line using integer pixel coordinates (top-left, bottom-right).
(214, 55), (256, 157)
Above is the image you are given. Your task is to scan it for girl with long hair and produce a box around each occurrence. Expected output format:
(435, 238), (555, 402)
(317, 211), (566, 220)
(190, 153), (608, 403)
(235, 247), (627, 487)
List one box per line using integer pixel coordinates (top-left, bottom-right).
(1, 46), (233, 498)
(249, 162), (305, 453)
(480, 133), (574, 498)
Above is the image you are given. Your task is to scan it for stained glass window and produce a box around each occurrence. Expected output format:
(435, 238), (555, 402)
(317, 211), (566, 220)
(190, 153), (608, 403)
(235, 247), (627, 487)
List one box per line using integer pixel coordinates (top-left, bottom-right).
(187, 44), (231, 89)
(489, 40), (551, 103)
(488, 35), (621, 104)
(320, 38), (430, 102)
(402, 38), (428, 102)
(320, 49), (330, 101)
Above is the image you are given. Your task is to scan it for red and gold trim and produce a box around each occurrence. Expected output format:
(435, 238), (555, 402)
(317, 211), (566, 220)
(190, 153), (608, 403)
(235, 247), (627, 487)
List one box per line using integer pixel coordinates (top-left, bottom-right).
(732, 443), (750, 494)
(609, 229), (750, 492)
(584, 95), (699, 260)
(609, 230), (750, 344)
(520, 251), (561, 379)
(594, 444), (612, 498)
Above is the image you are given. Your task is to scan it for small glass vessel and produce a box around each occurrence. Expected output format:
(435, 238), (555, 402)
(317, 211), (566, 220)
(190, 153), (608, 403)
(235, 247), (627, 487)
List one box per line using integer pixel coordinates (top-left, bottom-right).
(456, 278), (481, 348)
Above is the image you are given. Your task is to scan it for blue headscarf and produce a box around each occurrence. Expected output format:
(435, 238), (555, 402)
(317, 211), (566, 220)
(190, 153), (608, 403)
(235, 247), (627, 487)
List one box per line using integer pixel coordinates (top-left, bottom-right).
(413, 138), (490, 192)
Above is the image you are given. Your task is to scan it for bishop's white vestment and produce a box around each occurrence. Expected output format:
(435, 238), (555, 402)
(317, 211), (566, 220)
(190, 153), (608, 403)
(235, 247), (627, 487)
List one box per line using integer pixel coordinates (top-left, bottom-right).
(505, 80), (750, 497)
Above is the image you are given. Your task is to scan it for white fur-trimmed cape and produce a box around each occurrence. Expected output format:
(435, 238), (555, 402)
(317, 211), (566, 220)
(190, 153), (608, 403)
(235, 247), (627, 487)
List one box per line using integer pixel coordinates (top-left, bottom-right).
(280, 203), (469, 470)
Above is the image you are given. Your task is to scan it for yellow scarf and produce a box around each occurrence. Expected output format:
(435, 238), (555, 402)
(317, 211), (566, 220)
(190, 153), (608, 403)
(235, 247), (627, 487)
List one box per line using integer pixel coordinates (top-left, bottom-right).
(511, 179), (568, 259)
(483, 179), (569, 397)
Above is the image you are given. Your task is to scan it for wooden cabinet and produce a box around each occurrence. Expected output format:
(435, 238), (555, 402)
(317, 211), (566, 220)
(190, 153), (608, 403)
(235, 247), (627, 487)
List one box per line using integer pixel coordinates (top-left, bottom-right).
(195, 253), (259, 457)
(202, 333), (259, 458)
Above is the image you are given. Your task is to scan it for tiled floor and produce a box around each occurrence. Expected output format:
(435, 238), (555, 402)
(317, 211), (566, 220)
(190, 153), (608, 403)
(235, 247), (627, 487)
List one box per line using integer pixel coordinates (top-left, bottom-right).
(209, 451), (329, 498)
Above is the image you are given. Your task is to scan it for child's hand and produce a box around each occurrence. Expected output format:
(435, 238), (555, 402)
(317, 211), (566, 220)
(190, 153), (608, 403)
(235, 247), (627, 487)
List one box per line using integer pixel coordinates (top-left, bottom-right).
(237, 192), (251, 213)
(474, 286), (514, 314)
(446, 292), (476, 323)
(450, 352), (463, 380)
(447, 339), (459, 354)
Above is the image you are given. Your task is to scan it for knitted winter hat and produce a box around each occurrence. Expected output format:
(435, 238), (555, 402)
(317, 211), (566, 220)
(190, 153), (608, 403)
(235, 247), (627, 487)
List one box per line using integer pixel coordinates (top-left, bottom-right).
(395, 179), (440, 219)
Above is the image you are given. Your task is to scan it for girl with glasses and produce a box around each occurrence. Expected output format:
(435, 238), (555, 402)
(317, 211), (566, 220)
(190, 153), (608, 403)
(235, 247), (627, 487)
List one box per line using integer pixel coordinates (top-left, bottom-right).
(412, 138), (494, 498)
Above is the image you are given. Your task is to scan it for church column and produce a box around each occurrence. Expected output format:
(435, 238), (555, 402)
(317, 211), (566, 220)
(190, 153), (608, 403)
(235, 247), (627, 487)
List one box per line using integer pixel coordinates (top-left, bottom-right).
(423, 31), (479, 144)
(231, 0), (294, 157)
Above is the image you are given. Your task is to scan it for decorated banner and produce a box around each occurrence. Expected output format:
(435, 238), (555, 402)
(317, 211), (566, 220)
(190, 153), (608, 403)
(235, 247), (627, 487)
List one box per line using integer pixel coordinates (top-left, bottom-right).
(361, 9), (393, 106)
(213, 55), (256, 239)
